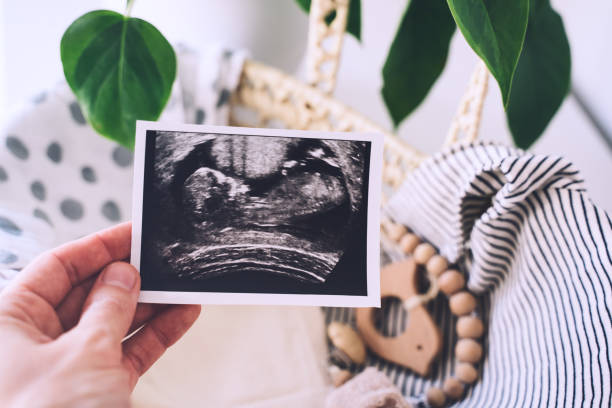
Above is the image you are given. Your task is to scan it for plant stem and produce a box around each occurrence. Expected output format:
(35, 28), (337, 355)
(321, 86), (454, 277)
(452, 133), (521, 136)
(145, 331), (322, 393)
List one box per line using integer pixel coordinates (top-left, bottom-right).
(126, 0), (135, 17)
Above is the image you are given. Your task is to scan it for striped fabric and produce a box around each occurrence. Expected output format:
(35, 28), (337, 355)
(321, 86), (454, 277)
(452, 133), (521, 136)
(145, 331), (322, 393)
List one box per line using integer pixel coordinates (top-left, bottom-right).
(325, 142), (611, 407)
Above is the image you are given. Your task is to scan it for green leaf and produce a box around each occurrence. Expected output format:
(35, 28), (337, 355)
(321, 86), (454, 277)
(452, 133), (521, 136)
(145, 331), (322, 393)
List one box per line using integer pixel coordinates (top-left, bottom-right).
(381, 0), (455, 127)
(294, 0), (361, 41)
(346, 0), (361, 41)
(295, 0), (310, 12)
(506, 0), (571, 149)
(447, 0), (529, 106)
(61, 10), (176, 149)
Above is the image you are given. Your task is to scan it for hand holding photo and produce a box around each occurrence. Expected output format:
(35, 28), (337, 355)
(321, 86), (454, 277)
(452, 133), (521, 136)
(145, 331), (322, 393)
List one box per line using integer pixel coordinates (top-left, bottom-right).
(131, 122), (382, 306)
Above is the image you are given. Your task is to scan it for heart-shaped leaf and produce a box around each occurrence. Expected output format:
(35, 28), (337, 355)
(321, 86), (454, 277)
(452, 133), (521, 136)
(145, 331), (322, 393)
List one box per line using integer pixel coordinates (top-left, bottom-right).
(447, 0), (529, 106)
(61, 10), (176, 149)
(295, 0), (361, 41)
(506, 0), (571, 149)
(381, 0), (456, 127)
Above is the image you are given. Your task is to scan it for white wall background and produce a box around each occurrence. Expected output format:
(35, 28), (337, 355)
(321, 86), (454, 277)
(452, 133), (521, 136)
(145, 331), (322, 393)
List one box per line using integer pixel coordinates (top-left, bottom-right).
(2, 0), (611, 211)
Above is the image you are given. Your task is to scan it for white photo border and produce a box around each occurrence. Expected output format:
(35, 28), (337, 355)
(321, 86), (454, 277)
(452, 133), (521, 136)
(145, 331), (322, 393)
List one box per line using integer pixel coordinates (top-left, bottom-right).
(131, 120), (382, 307)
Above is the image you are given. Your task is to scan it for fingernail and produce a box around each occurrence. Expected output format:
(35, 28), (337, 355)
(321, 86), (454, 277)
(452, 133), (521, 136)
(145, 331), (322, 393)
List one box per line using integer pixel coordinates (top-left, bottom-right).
(102, 262), (136, 290)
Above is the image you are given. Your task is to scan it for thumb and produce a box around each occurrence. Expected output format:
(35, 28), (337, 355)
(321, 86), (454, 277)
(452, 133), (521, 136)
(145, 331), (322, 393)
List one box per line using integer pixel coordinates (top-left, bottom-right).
(76, 262), (140, 343)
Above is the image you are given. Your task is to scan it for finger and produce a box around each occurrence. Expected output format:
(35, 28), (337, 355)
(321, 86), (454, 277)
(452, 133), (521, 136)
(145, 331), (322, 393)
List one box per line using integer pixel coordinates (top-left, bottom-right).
(122, 304), (201, 388)
(127, 303), (169, 335)
(7, 222), (131, 308)
(60, 283), (165, 335)
(76, 262), (140, 343)
(56, 275), (97, 331)
(0, 286), (64, 340)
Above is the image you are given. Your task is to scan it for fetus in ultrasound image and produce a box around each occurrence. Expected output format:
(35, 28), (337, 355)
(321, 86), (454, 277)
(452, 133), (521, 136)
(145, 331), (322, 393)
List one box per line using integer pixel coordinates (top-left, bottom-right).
(140, 130), (370, 294)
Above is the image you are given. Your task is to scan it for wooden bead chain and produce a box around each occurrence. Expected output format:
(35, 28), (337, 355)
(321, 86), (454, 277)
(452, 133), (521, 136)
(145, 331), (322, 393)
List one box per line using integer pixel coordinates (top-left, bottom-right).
(384, 221), (485, 407)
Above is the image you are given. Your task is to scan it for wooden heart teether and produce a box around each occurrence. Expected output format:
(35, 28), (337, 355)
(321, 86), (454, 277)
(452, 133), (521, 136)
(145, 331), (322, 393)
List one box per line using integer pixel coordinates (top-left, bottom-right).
(355, 258), (442, 376)
(368, 221), (486, 407)
(327, 222), (484, 407)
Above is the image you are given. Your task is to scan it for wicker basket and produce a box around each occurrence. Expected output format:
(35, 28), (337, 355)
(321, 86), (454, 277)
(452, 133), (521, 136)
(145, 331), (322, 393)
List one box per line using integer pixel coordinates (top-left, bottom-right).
(229, 0), (489, 208)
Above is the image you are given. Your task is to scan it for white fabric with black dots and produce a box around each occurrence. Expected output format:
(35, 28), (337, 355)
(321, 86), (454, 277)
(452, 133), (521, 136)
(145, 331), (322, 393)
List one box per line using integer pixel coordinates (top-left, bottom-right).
(0, 45), (246, 287)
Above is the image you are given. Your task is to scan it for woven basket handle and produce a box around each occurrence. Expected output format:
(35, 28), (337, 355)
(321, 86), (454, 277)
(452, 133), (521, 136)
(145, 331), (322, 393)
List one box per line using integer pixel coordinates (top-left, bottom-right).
(305, 0), (349, 94)
(444, 61), (489, 147)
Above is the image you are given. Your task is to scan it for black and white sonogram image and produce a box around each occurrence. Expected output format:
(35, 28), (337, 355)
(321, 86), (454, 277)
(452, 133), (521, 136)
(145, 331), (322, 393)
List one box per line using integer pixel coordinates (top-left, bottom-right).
(139, 128), (372, 296)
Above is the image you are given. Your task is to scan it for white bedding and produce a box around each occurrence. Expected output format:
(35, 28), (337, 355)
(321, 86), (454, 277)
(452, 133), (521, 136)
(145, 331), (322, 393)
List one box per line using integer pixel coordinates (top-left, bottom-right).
(132, 306), (330, 408)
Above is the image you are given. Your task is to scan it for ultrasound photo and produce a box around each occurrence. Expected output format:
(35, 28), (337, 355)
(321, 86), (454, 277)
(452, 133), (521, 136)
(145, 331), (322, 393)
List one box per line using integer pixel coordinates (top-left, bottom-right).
(131, 122), (381, 306)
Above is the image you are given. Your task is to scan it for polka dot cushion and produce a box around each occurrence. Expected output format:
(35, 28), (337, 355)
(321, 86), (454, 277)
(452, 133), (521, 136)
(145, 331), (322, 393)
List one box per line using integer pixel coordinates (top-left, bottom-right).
(0, 45), (246, 285)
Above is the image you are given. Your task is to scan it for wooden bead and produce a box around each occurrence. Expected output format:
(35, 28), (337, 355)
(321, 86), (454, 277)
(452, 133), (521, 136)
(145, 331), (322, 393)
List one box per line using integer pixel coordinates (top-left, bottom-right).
(426, 387), (446, 407)
(449, 291), (476, 315)
(413, 243), (435, 264)
(456, 316), (484, 338)
(443, 377), (464, 399)
(386, 223), (407, 242)
(327, 322), (366, 364)
(455, 363), (478, 384)
(438, 269), (465, 295)
(456, 339), (483, 363)
(398, 233), (420, 254)
(426, 255), (448, 277)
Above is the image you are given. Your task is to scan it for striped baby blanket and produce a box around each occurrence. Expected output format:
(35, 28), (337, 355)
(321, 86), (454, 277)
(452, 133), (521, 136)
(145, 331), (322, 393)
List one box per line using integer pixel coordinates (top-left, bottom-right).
(326, 142), (611, 407)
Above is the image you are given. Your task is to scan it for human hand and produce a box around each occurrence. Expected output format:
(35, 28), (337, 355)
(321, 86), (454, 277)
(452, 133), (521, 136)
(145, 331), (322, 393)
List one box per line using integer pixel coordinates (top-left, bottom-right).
(0, 222), (201, 407)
